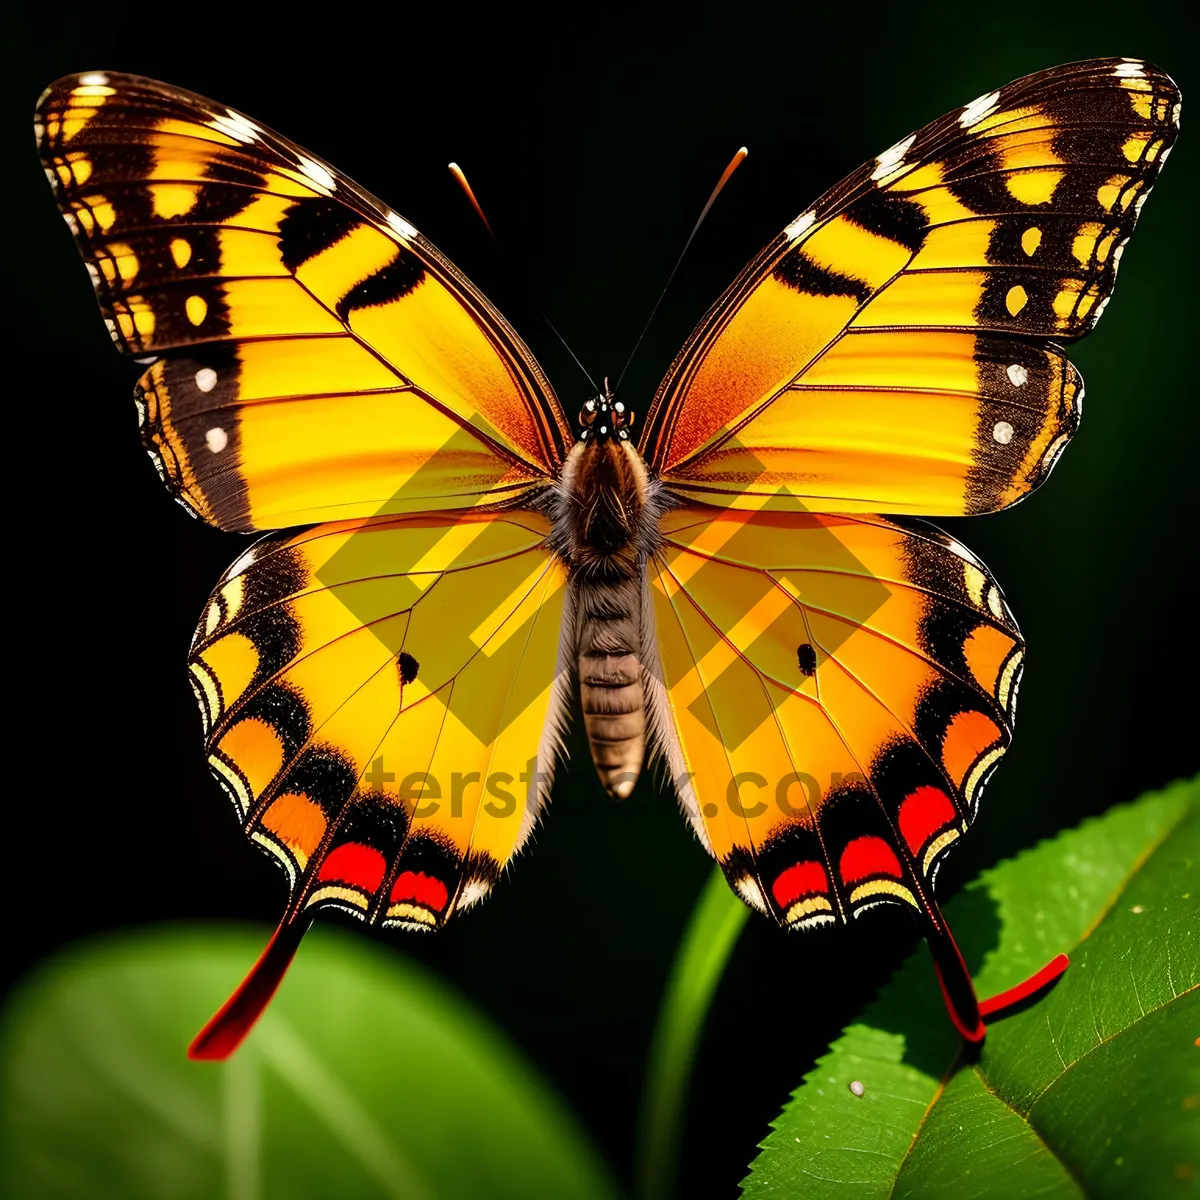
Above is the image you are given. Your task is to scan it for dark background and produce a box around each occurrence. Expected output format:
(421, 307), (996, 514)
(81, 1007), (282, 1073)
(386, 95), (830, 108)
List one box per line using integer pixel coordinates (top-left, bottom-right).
(7, 2), (1196, 1196)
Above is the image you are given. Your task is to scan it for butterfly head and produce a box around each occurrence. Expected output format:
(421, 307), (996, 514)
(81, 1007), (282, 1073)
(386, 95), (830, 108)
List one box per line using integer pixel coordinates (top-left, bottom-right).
(578, 380), (634, 444)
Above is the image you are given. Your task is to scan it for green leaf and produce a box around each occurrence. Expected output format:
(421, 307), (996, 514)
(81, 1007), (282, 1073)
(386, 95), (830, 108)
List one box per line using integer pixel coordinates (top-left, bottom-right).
(0, 925), (622, 1200)
(743, 776), (1200, 1200)
(637, 867), (750, 1200)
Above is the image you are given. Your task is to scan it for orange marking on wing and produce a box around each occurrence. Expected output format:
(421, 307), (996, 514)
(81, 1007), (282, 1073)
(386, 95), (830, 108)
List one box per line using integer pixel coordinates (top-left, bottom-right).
(941, 709), (1004, 787)
(260, 793), (327, 864)
(217, 718), (284, 796)
(962, 623), (1017, 695)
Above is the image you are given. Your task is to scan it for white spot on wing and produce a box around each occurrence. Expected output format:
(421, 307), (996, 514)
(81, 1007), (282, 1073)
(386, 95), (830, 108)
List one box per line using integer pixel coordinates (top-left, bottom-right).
(195, 367), (218, 393)
(959, 90), (1001, 128)
(993, 420), (1015, 445)
(209, 112), (259, 144)
(734, 876), (769, 914)
(1114, 60), (1145, 78)
(1006, 363), (1028, 387)
(784, 210), (816, 241)
(78, 73), (110, 87)
(229, 548), (258, 577)
(456, 878), (492, 912)
(984, 586), (1001, 619)
(297, 155), (336, 193)
(871, 134), (915, 181)
(205, 426), (228, 453)
(385, 211), (419, 240)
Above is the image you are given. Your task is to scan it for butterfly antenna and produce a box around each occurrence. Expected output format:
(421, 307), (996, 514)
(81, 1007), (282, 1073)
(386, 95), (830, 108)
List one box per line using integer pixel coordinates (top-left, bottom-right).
(448, 162), (598, 393)
(448, 162), (496, 241)
(615, 146), (748, 392)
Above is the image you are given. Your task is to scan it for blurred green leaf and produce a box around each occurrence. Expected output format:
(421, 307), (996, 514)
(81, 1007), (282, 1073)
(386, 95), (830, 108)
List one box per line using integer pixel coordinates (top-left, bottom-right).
(0, 925), (622, 1200)
(637, 866), (749, 1200)
(743, 776), (1199, 1200)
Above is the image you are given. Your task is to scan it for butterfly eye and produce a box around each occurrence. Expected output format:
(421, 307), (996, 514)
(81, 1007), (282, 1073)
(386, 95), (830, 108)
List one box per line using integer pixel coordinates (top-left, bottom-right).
(579, 405), (597, 428)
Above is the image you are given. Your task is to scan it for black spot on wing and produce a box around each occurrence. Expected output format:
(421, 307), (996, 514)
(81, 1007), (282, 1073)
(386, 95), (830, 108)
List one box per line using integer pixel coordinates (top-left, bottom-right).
(398, 652), (419, 685)
(797, 643), (818, 676)
(233, 682), (312, 761)
(276, 744), (360, 820)
(845, 188), (929, 253)
(943, 142), (1017, 215)
(870, 735), (965, 825)
(333, 795), (410, 858)
(336, 247), (426, 321)
(461, 848), (501, 891)
(773, 248), (870, 302)
(393, 830), (460, 877)
(278, 195), (365, 271)
(188, 181), (269, 225)
(202, 154), (272, 191)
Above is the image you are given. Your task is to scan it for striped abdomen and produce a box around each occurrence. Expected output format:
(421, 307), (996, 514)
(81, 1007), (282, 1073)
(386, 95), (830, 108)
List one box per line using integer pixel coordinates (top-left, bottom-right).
(576, 575), (645, 798)
(553, 430), (659, 800)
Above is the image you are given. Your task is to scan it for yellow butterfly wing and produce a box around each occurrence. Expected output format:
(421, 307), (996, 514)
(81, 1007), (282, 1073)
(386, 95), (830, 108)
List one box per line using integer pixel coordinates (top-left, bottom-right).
(191, 511), (568, 922)
(648, 505), (1023, 1033)
(640, 58), (1180, 515)
(650, 505), (1019, 911)
(186, 511), (570, 1055)
(37, 73), (571, 530)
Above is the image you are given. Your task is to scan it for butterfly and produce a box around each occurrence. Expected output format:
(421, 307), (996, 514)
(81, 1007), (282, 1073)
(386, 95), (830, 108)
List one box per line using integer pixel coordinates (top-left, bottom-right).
(35, 58), (1180, 1059)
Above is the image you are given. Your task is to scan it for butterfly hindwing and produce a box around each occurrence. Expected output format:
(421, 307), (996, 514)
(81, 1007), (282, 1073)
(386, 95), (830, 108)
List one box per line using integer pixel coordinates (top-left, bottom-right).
(189, 511), (570, 928)
(37, 73), (570, 531)
(648, 506), (1021, 927)
(641, 58), (1180, 516)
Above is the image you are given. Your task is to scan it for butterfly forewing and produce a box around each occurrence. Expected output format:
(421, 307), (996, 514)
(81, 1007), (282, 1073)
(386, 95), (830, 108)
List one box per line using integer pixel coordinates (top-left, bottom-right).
(36, 72), (571, 530)
(641, 58), (1179, 516)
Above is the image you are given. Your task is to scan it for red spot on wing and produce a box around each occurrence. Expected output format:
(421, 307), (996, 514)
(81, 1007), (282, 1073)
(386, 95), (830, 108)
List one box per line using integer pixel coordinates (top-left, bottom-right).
(839, 836), (903, 884)
(318, 843), (387, 891)
(771, 861), (829, 908)
(898, 786), (958, 855)
(390, 870), (449, 913)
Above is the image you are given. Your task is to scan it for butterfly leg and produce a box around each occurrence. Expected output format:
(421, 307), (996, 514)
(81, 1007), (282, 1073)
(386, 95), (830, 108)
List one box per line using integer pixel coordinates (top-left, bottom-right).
(188, 914), (313, 1060)
(924, 909), (1068, 1042)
